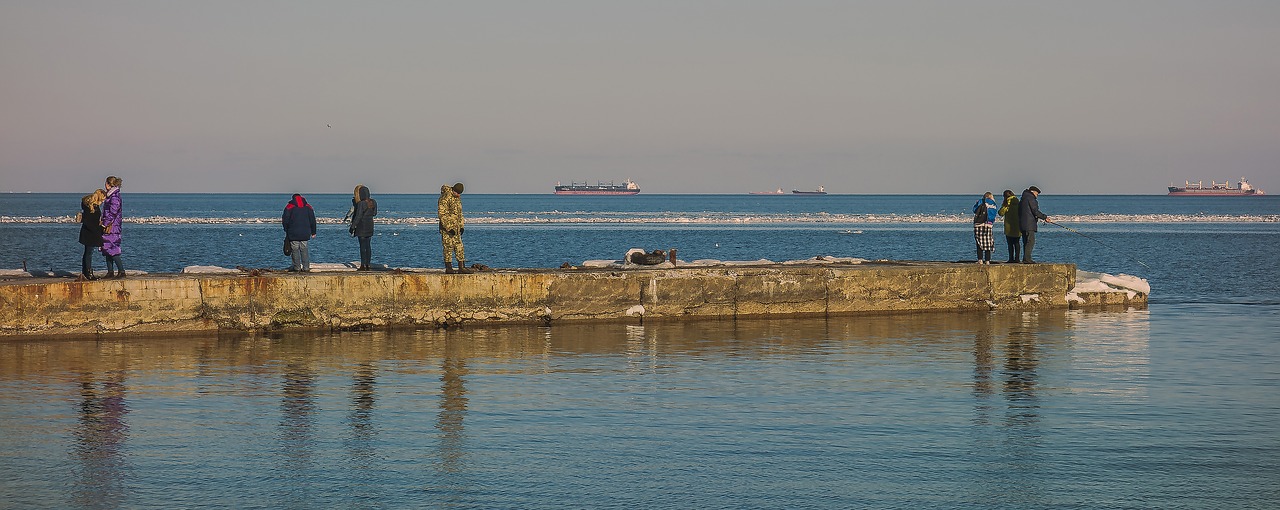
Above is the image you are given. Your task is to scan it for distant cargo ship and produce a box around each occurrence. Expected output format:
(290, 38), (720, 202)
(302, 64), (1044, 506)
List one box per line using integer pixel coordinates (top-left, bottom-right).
(554, 179), (640, 195)
(792, 186), (828, 195)
(1168, 178), (1265, 196)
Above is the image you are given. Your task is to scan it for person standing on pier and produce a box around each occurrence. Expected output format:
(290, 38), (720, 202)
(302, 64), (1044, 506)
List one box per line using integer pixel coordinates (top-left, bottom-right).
(997, 189), (1021, 263)
(100, 176), (126, 278)
(282, 193), (317, 272)
(438, 182), (471, 274)
(77, 189), (107, 280)
(349, 185), (378, 270)
(972, 192), (998, 264)
(1019, 186), (1050, 263)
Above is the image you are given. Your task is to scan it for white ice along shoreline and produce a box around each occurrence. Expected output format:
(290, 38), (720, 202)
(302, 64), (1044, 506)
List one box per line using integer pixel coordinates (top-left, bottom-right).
(3, 212), (1278, 225)
(1068, 271), (1151, 302)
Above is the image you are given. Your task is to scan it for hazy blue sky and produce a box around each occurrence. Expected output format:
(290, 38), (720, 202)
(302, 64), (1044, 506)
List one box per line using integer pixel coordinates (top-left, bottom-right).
(3, 1), (1277, 194)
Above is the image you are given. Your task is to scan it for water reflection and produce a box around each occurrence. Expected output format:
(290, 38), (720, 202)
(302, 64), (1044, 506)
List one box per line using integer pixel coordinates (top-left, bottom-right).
(278, 356), (317, 498)
(1003, 314), (1043, 429)
(346, 362), (378, 463)
(435, 337), (469, 474)
(0, 309), (1163, 508)
(72, 369), (130, 509)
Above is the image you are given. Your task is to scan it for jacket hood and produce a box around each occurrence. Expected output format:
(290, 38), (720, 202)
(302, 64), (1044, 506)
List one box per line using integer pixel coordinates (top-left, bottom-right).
(288, 194), (310, 208)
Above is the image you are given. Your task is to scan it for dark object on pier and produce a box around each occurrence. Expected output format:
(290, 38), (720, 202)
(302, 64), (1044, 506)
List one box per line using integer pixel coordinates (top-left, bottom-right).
(629, 250), (667, 265)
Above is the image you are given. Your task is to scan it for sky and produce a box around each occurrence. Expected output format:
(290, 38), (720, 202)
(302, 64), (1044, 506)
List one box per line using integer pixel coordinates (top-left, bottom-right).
(2, 1), (1278, 194)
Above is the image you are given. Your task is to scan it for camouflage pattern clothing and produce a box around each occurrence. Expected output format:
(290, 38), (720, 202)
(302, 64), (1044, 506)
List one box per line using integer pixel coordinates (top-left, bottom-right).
(438, 185), (465, 264)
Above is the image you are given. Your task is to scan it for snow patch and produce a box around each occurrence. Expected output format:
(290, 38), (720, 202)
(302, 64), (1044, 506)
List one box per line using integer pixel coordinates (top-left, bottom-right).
(1069, 270), (1151, 301)
(183, 265), (238, 274)
(626, 304), (645, 317)
(1020, 294), (1040, 303)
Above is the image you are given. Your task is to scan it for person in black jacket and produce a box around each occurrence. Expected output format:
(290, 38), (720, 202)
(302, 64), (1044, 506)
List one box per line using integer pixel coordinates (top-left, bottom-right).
(348, 185), (378, 270)
(77, 189), (107, 280)
(282, 194), (317, 272)
(1018, 186), (1051, 263)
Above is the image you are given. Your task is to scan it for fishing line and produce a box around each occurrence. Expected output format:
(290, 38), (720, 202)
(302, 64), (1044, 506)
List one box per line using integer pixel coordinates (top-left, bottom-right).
(1049, 222), (1152, 270)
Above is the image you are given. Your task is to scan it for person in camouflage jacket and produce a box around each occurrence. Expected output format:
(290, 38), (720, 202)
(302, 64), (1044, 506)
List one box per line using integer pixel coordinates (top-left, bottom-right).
(438, 183), (470, 273)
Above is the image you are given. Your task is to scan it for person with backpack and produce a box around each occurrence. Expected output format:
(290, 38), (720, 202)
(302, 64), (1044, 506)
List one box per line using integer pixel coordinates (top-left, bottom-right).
(972, 191), (999, 264)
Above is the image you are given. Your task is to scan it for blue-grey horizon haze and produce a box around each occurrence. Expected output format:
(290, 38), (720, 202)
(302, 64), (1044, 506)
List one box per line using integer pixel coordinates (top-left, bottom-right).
(2, 1), (1278, 194)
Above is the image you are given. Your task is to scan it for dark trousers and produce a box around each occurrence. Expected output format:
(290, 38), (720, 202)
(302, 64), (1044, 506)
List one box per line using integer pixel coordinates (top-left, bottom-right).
(358, 236), (372, 267)
(1021, 231), (1036, 262)
(81, 245), (96, 276)
(1006, 236), (1021, 262)
(104, 253), (124, 275)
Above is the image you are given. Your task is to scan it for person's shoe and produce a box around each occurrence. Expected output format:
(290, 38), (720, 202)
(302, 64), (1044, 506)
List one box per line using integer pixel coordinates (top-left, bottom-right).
(456, 260), (474, 274)
(445, 263), (455, 274)
(1023, 260), (1036, 264)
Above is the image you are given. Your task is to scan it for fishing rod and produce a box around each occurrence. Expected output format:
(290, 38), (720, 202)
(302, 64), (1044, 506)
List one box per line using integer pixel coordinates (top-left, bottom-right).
(1049, 221), (1151, 270)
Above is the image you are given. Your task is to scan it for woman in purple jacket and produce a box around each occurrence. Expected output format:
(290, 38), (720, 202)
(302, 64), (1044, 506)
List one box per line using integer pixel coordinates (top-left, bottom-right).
(100, 176), (125, 278)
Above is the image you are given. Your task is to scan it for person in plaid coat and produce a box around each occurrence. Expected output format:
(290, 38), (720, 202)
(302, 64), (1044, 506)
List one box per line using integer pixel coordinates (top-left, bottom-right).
(972, 192), (998, 264)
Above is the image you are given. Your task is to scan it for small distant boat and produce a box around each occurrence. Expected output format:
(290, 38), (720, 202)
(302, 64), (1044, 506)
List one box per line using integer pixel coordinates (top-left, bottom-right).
(1167, 177), (1264, 196)
(792, 186), (827, 195)
(555, 179), (640, 195)
(838, 229), (863, 235)
(750, 188), (786, 195)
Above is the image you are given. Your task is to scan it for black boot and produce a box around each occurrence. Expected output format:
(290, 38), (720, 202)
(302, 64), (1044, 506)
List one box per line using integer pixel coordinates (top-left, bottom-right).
(456, 260), (474, 274)
(445, 262), (455, 274)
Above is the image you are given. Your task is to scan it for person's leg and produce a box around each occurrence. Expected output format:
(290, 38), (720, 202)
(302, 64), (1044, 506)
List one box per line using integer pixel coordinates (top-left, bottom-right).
(359, 236), (372, 268)
(82, 245), (94, 277)
(299, 241), (310, 271)
(290, 241), (303, 271)
(442, 233), (455, 273)
(1022, 231), (1036, 263)
(1006, 236), (1018, 262)
(456, 237), (469, 273)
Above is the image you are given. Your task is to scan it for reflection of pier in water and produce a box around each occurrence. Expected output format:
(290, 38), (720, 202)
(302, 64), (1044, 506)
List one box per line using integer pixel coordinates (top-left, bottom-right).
(0, 309), (1153, 507)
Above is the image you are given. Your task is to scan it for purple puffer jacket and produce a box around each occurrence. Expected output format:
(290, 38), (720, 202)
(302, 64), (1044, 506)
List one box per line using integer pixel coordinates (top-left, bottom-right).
(100, 187), (123, 256)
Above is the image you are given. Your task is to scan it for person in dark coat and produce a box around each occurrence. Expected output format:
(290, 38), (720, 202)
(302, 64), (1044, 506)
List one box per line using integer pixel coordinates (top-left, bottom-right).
(1018, 186), (1051, 263)
(78, 189), (107, 280)
(282, 193), (317, 272)
(100, 176), (125, 278)
(997, 190), (1021, 263)
(348, 185), (378, 270)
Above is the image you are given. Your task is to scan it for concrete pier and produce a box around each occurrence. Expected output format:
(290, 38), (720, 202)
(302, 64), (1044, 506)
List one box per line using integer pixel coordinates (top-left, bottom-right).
(0, 262), (1146, 338)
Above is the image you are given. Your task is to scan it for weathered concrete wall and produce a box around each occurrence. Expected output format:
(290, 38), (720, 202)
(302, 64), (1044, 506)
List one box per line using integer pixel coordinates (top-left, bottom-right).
(0, 262), (1146, 338)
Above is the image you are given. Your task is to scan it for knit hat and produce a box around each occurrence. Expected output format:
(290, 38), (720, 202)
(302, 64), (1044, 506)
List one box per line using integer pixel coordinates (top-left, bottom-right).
(452, 182), (464, 194)
(1029, 186), (1041, 193)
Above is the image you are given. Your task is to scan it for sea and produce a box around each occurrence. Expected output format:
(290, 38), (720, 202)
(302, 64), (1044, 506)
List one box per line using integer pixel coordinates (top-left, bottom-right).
(1, 193), (1278, 508)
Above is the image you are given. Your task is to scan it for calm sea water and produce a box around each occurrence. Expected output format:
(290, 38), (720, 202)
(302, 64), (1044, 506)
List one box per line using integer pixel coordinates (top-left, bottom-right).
(1, 193), (1278, 508)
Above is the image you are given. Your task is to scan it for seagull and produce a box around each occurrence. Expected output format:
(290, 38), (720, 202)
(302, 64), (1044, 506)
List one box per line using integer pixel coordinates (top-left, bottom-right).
(327, 124), (331, 128)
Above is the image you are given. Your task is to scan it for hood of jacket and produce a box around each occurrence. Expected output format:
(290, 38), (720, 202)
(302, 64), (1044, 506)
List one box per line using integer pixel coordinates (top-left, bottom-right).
(286, 194), (311, 209)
